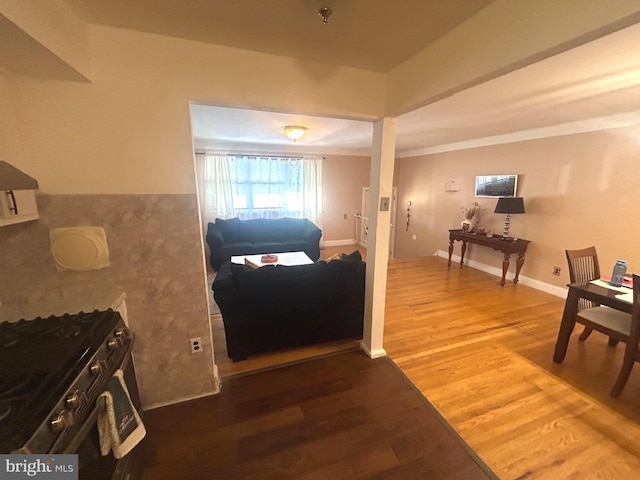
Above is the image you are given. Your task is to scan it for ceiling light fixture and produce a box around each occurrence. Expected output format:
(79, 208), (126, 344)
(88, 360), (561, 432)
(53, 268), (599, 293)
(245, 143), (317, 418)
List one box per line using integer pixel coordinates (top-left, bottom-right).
(318, 7), (332, 24)
(282, 125), (307, 142)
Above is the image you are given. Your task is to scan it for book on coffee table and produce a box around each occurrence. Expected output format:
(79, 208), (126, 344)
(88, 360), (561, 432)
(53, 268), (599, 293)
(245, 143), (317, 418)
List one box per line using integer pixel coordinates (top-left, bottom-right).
(244, 258), (259, 268)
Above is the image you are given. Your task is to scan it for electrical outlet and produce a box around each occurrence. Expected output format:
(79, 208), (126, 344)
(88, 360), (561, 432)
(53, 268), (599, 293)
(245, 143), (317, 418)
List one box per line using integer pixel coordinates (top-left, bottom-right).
(553, 266), (561, 276)
(190, 337), (202, 353)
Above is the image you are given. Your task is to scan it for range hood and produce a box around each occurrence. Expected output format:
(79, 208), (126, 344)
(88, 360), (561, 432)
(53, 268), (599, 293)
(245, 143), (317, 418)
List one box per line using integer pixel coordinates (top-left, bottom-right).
(0, 161), (39, 226)
(0, 161), (39, 190)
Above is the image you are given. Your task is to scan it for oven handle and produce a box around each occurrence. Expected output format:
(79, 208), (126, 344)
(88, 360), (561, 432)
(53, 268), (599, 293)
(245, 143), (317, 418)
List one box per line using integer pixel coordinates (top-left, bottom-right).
(62, 350), (134, 455)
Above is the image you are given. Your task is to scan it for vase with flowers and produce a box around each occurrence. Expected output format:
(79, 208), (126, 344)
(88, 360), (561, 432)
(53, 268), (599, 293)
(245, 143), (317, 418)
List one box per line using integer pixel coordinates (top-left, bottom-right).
(460, 202), (481, 232)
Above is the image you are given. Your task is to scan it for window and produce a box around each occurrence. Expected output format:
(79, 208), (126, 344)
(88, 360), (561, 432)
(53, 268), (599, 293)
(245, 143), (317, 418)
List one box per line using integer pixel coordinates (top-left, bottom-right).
(197, 153), (322, 230)
(229, 156), (304, 219)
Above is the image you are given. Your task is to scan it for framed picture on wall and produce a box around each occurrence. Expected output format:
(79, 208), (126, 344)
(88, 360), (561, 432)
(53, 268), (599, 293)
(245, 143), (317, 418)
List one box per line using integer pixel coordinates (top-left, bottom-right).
(475, 175), (518, 197)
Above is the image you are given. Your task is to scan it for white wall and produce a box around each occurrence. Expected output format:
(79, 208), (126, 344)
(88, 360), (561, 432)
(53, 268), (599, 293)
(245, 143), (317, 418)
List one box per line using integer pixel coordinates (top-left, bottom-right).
(7, 25), (386, 195)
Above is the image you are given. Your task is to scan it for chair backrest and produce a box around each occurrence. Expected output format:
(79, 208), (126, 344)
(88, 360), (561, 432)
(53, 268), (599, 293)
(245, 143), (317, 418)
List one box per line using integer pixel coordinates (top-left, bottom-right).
(566, 247), (600, 311)
(634, 273), (640, 327)
(629, 273), (640, 358)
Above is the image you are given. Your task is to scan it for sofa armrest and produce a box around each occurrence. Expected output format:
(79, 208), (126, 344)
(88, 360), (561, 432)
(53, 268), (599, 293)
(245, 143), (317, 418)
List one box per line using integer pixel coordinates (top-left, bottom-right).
(212, 261), (235, 291)
(301, 219), (322, 242)
(206, 222), (225, 248)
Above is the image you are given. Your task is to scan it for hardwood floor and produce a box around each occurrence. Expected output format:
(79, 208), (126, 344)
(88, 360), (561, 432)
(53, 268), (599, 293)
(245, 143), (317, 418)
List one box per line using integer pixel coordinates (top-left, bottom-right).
(210, 245), (366, 378)
(194, 252), (640, 479)
(141, 350), (496, 480)
(384, 256), (640, 479)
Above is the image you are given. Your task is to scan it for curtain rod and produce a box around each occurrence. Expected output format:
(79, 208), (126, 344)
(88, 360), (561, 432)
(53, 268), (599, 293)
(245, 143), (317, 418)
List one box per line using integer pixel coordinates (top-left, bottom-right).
(194, 151), (325, 159)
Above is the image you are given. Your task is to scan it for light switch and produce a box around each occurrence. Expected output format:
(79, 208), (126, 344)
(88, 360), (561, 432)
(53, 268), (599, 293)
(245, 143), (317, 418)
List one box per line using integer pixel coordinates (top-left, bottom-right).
(380, 197), (390, 211)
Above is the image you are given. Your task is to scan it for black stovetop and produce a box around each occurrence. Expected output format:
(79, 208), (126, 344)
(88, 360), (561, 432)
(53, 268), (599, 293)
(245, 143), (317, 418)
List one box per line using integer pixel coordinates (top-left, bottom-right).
(0, 309), (121, 453)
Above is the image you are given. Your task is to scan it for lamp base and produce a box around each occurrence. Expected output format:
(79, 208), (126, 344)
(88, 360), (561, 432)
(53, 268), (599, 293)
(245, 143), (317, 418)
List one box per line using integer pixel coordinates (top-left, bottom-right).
(502, 214), (511, 238)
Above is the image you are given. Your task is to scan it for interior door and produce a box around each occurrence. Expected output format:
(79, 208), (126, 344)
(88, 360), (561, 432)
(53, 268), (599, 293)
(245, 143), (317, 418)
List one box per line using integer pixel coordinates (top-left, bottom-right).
(359, 187), (370, 247)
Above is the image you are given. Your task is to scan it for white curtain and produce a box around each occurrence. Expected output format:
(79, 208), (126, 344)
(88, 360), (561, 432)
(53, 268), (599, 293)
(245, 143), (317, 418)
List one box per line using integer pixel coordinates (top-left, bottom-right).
(199, 153), (235, 228)
(196, 153), (323, 233)
(303, 156), (323, 236)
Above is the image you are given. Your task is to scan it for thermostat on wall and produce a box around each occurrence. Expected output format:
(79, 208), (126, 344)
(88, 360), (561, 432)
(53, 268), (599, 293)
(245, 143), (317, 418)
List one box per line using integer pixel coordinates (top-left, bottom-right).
(50, 226), (110, 272)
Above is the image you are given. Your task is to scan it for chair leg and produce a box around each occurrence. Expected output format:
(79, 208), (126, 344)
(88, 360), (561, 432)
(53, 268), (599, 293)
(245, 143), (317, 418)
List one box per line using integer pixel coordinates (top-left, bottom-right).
(611, 351), (636, 398)
(578, 326), (592, 341)
(608, 338), (620, 347)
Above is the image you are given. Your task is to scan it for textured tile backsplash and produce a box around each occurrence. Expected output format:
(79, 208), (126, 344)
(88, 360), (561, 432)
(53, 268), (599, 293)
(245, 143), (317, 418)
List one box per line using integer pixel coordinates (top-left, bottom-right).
(0, 194), (216, 408)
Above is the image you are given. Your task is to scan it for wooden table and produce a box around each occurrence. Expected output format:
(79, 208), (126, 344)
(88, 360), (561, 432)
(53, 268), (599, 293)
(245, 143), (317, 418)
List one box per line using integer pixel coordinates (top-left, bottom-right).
(553, 281), (633, 363)
(447, 229), (531, 286)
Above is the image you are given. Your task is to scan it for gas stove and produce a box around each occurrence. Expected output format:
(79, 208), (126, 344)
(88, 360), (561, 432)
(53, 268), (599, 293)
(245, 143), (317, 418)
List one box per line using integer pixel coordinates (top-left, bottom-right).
(0, 309), (132, 455)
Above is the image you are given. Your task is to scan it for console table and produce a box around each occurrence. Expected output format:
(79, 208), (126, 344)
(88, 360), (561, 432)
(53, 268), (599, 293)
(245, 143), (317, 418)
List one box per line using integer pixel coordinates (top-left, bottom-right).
(447, 229), (531, 286)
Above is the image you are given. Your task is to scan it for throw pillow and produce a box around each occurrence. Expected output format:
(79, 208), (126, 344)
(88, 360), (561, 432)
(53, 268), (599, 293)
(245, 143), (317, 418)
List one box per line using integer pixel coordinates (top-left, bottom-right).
(341, 251), (363, 262)
(325, 252), (344, 262)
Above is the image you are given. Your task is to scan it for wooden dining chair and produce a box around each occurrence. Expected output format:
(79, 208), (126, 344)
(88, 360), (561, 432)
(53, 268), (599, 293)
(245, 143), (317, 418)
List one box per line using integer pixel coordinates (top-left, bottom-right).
(610, 274), (640, 397)
(565, 247), (605, 341)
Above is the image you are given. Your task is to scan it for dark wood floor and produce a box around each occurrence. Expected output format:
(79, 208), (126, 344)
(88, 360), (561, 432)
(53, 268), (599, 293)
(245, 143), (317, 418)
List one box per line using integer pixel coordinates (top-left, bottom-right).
(141, 350), (496, 480)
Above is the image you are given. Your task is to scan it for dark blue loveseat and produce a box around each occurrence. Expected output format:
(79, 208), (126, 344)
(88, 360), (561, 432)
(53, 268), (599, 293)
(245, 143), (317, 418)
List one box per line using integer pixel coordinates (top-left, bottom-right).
(212, 251), (365, 361)
(205, 217), (322, 270)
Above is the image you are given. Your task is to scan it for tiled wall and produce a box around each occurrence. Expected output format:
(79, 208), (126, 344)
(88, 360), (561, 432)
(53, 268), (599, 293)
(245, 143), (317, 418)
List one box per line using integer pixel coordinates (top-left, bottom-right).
(0, 194), (216, 408)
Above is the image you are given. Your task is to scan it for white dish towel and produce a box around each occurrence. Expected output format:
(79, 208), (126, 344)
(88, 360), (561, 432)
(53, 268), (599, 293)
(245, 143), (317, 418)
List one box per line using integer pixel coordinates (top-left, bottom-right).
(98, 369), (146, 459)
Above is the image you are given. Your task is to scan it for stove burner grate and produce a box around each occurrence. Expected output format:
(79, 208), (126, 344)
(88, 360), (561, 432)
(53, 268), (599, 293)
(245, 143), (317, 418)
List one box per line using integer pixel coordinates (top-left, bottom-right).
(0, 401), (10, 423)
(0, 309), (124, 454)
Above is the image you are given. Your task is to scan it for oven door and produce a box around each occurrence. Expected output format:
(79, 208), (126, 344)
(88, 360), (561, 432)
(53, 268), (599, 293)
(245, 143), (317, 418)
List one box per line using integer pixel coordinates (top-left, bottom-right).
(63, 353), (144, 480)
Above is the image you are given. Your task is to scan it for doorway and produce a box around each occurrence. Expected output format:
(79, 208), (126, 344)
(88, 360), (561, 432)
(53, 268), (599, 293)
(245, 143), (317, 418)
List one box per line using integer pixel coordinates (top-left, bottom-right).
(357, 186), (397, 259)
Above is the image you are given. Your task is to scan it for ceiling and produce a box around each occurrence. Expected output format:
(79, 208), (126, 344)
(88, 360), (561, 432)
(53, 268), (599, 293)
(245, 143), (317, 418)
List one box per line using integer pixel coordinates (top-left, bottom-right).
(67, 0), (640, 156)
(67, 0), (494, 73)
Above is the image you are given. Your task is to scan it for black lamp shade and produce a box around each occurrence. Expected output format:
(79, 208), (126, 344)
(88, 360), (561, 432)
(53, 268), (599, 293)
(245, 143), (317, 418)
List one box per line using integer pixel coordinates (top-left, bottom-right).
(494, 197), (525, 214)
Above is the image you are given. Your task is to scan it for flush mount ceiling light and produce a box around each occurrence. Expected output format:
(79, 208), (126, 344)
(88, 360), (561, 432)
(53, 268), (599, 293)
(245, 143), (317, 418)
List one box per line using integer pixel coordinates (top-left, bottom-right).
(318, 7), (332, 24)
(282, 125), (308, 142)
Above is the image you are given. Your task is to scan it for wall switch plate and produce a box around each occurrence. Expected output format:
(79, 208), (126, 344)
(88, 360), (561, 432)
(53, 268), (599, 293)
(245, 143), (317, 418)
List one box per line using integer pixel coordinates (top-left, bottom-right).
(380, 197), (390, 211)
(553, 266), (561, 276)
(190, 337), (202, 353)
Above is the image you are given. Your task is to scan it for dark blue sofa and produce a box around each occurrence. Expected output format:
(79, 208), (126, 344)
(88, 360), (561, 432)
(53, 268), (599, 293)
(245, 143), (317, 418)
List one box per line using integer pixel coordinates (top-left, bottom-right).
(212, 251), (365, 361)
(205, 217), (322, 270)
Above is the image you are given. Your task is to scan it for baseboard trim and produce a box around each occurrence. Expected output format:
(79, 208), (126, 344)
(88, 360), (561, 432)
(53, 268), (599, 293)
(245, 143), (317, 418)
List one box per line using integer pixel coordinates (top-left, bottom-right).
(435, 250), (568, 298)
(322, 239), (356, 247)
(360, 342), (387, 359)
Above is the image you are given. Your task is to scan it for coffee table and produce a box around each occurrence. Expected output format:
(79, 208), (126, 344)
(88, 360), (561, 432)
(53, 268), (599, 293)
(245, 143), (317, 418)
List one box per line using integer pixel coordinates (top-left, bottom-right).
(231, 251), (314, 267)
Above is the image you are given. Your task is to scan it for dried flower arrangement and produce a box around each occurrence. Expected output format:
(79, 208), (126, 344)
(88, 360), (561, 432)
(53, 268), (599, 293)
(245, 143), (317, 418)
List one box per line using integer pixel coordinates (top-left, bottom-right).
(461, 202), (481, 220)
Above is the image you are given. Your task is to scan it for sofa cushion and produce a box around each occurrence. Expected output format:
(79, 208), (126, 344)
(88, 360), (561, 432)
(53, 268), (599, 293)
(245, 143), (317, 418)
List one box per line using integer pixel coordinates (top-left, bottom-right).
(206, 223), (224, 248)
(217, 217), (269, 242)
(268, 217), (305, 240)
(240, 218), (265, 240)
(218, 242), (254, 256)
(229, 262), (255, 277)
(215, 218), (243, 243)
(249, 241), (287, 250)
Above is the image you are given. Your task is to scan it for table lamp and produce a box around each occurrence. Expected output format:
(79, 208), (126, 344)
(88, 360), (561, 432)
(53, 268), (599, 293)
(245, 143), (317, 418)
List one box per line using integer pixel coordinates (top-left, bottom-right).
(494, 197), (525, 239)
